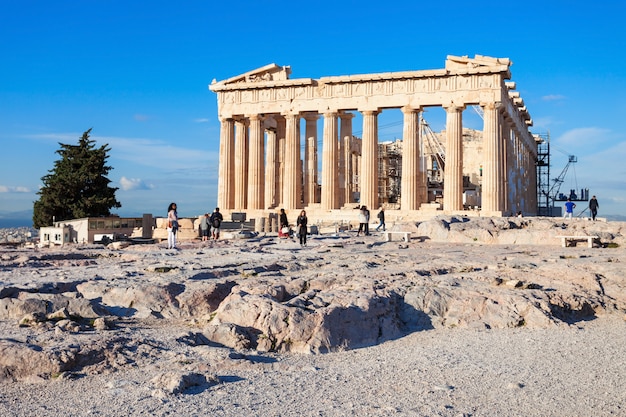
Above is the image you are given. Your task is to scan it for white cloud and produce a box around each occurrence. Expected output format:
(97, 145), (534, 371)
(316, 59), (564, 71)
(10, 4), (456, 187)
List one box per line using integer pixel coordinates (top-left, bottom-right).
(119, 176), (153, 191)
(23, 132), (217, 172)
(554, 127), (613, 150)
(194, 118), (209, 123)
(0, 185), (31, 193)
(542, 94), (566, 101)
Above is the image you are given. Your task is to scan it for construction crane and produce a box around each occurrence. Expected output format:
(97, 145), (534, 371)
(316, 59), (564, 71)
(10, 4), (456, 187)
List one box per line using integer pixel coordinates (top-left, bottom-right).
(548, 155), (589, 203)
(420, 115), (445, 170)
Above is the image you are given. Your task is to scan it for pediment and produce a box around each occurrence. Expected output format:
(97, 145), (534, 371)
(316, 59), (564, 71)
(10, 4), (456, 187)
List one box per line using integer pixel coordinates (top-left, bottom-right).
(212, 64), (292, 86)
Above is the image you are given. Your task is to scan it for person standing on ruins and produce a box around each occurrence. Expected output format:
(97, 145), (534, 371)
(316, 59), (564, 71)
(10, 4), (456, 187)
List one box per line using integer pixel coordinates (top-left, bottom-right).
(167, 202), (178, 249)
(200, 213), (210, 241)
(279, 208), (289, 237)
(210, 208), (223, 240)
(357, 206), (367, 236)
(296, 210), (308, 246)
(563, 198), (576, 220)
(589, 196), (599, 221)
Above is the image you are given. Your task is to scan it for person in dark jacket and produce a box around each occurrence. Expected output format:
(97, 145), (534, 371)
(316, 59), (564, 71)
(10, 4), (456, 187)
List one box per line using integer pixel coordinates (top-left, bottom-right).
(375, 207), (386, 232)
(296, 210), (308, 246)
(209, 208), (223, 240)
(589, 196), (599, 221)
(279, 208), (289, 237)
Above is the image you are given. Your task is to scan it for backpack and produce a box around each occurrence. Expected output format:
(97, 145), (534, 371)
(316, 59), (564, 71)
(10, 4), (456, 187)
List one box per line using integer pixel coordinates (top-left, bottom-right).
(212, 217), (221, 228)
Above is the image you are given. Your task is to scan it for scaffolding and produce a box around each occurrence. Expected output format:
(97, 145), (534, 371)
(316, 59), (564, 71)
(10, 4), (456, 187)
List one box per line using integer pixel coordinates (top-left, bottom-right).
(536, 133), (551, 216)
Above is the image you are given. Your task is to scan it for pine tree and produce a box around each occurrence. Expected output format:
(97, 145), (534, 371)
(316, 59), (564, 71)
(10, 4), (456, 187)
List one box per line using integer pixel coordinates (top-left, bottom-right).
(33, 129), (121, 228)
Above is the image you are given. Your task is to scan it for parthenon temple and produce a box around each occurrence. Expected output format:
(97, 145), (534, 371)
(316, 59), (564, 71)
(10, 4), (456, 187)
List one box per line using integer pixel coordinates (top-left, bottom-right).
(209, 55), (539, 222)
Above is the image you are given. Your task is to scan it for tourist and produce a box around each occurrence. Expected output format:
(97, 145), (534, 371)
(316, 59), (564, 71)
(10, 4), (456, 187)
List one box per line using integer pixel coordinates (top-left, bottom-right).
(364, 206), (371, 235)
(167, 202), (178, 249)
(296, 210), (308, 246)
(563, 198), (576, 220)
(589, 195), (599, 221)
(357, 206), (367, 236)
(375, 207), (386, 232)
(200, 213), (210, 241)
(279, 208), (289, 237)
(210, 208), (223, 240)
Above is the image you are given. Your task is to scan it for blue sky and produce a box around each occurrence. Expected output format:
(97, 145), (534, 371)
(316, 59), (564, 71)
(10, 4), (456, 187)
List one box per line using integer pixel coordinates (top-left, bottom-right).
(1, 0), (625, 222)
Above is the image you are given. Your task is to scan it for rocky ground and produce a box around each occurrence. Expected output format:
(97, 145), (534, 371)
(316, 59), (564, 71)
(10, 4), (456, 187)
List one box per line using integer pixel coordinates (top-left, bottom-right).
(0, 216), (625, 416)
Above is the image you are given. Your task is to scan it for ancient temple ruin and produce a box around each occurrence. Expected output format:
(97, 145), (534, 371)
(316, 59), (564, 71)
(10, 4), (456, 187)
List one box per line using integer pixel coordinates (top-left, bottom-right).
(209, 55), (539, 220)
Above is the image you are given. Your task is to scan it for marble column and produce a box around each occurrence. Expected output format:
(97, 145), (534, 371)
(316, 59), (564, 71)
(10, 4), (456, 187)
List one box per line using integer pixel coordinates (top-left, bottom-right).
(321, 112), (339, 209)
(217, 117), (235, 210)
(234, 118), (249, 210)
(275, 116), (286, 207)
(352, 151), (360, 203)
(360, 110), (379, 210)
(246, 114), (264, 210)
(303, 113), (319, 206)
(400, 106), (421, 210)
(282, 113), (301, 210)
(343, 135), (353, 204)
(443, 105), (465, 211)
(339, 113), (354, 207)
(501, 114), (510, 214)
(482, 102), (503, 213)
(265, 128), (277, 209)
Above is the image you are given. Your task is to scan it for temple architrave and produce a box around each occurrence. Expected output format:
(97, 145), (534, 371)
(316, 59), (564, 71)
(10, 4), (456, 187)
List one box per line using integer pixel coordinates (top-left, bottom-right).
(209, 55), (539, 225)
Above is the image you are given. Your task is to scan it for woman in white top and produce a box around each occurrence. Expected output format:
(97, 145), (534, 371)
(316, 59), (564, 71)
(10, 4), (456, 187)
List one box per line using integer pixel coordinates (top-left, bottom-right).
(167, 202), (178, 249)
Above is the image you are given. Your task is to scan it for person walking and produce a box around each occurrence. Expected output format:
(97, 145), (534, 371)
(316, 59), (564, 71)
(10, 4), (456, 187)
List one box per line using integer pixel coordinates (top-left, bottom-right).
(167, 202), (178, 249)
(563, 198), (576, 220)
(375, 207), (386, 232)
(364, 206), (371, 235)
(200, 213), (210, 241)
(209, 207), (223, 240)
(589, 195), (599, 221)
(296, 210), (308, 246)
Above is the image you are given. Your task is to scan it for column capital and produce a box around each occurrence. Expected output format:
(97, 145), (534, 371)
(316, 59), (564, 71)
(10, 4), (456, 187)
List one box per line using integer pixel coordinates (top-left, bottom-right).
(480, 101), (503, 111)
(339, 111), (355, 120)
(303, 112), (320, 121)
(443, 103), (466, 113)
(246, 113), (265, 122)
(401, 105), (423, 114)
(359, 109), (380, 116)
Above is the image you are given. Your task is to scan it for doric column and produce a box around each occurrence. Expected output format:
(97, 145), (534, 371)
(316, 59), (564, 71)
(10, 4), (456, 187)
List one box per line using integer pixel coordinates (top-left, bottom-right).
(217, 117), (235, 210)
(234, 118), (249, 210)
(247, 114), (264, 210)
(352, 151), (360, 202)
(282, 113), (301, 209)
(275, 116), (286, 207)
(344, 135), (353, 204)
(265, 128), (277, 209)
(501, 114), (511, 214)
(400, 106), (422, 210)
(482, 102), (503, 213)
(321, 112), (339, 209)
(443, 105), (465, 211)
(360, 109), (379, 210)
(339, 112), (354, 207)
(303, 113), (319, 206)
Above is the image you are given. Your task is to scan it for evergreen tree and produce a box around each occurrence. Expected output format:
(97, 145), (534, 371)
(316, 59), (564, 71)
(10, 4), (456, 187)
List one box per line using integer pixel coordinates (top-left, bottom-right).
(33, 129), (121, 228)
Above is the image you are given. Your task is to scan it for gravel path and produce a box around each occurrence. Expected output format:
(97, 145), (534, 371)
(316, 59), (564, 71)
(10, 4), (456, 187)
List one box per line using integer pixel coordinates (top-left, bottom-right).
(2, 315), (624, 417)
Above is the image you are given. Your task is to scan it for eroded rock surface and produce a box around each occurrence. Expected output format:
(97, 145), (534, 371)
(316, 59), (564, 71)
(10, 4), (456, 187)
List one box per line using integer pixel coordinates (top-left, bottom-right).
(0, 217), (624, 380)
